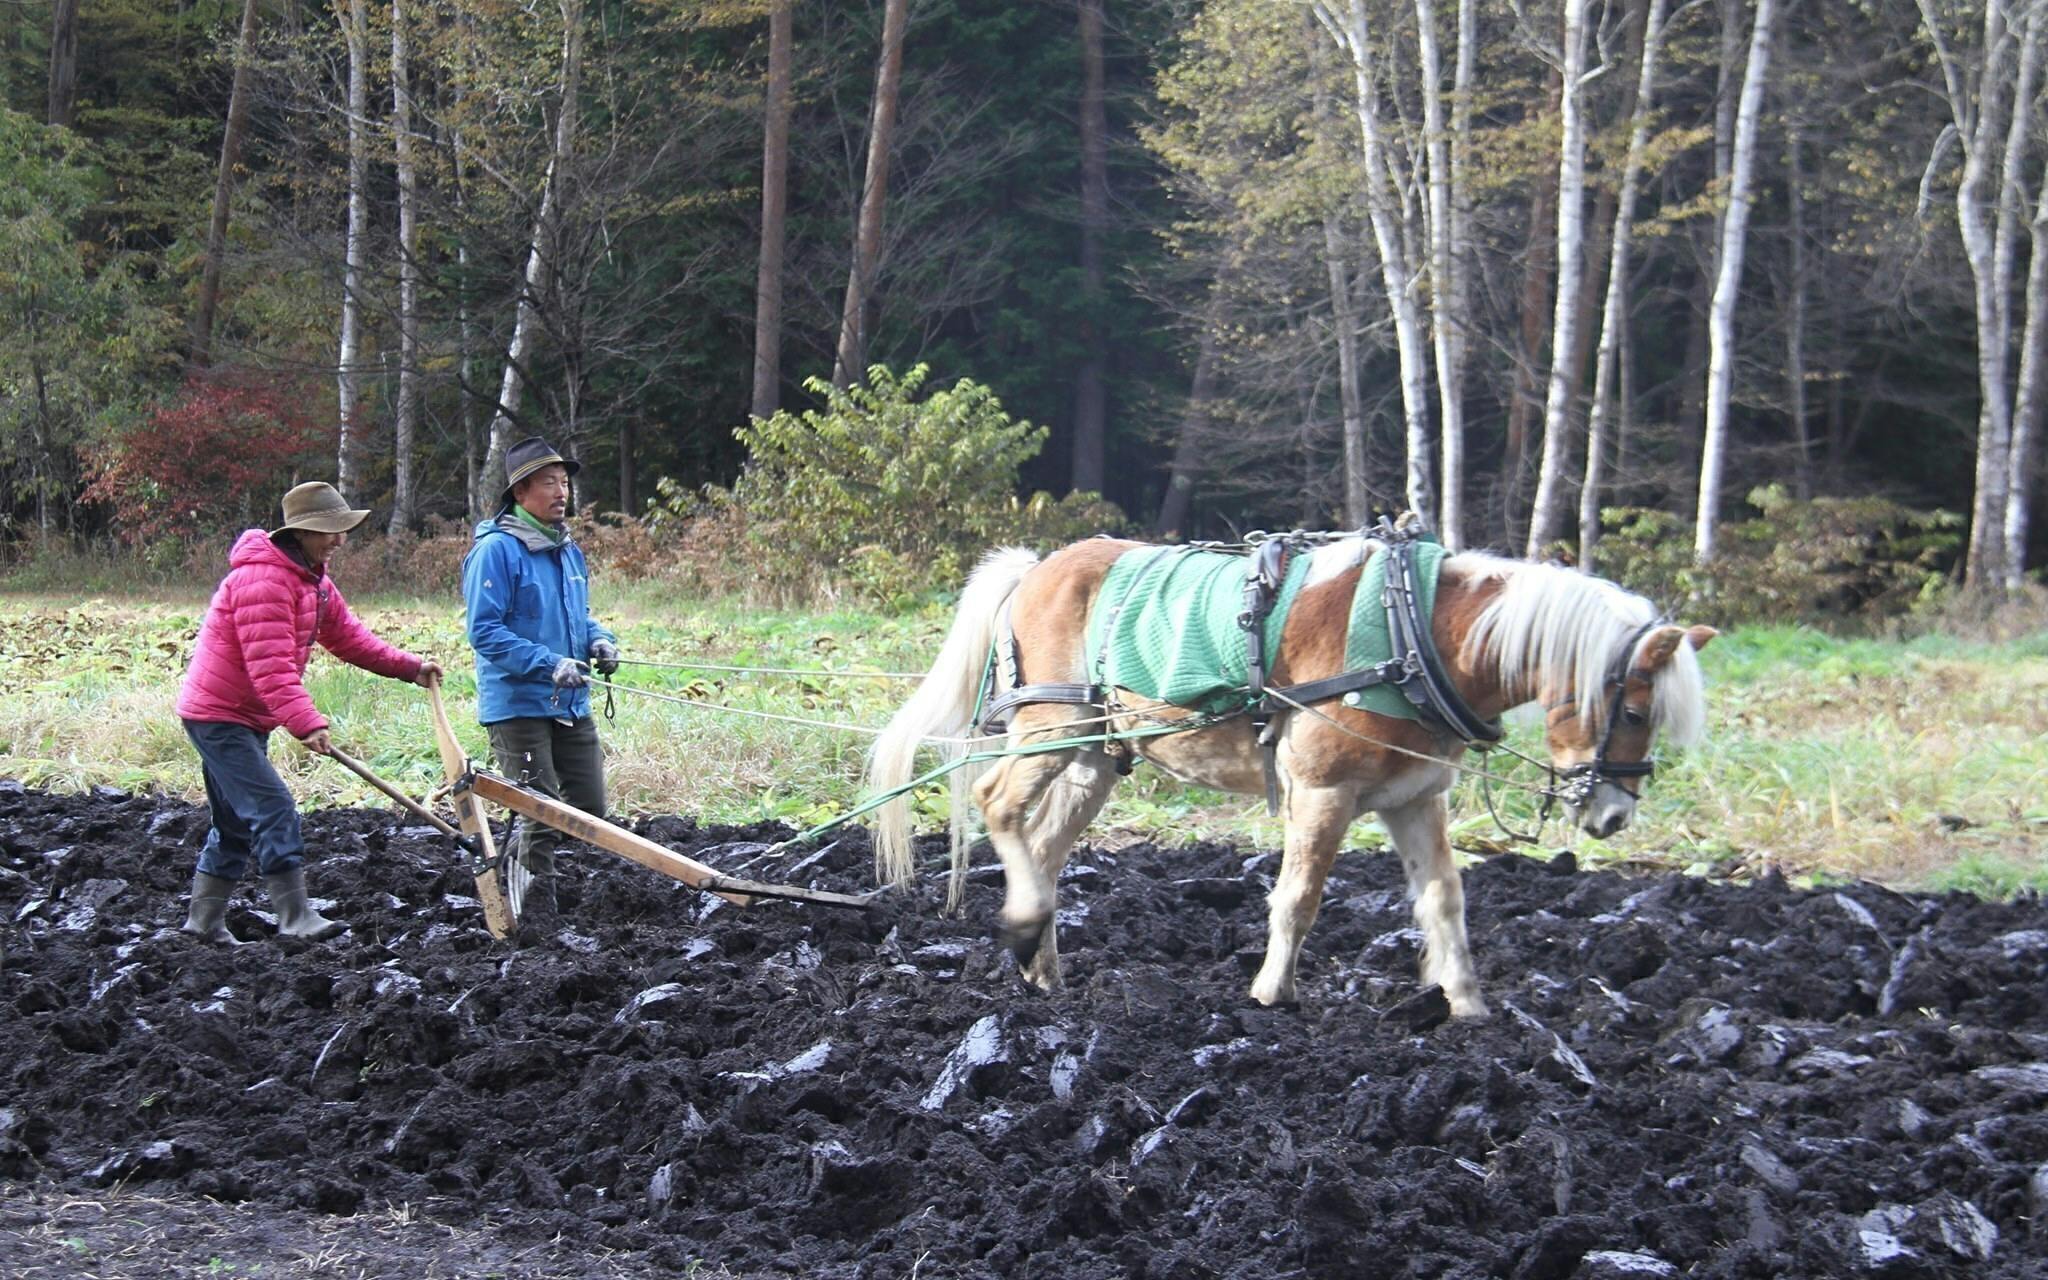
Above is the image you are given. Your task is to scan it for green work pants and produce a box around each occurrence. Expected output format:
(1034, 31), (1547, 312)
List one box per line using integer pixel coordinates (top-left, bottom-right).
(486, 715), (606, 875)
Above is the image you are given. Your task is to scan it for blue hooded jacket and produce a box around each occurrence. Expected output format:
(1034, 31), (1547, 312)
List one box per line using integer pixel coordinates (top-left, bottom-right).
(462, 514), (618, 724)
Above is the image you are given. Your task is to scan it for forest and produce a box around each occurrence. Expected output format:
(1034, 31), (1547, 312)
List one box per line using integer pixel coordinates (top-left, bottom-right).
(2, 0), (2045, 596)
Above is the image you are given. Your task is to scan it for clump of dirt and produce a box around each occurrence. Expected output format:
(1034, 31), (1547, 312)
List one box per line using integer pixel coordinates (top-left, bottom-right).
(3, 777), (2046, 1278)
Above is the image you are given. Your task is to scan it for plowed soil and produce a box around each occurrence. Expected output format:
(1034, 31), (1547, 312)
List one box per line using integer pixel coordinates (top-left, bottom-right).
(3, 778), (2046, 1278)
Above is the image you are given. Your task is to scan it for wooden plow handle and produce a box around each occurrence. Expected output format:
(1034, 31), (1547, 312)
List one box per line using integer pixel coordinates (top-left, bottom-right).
(426, 676), (519, 939)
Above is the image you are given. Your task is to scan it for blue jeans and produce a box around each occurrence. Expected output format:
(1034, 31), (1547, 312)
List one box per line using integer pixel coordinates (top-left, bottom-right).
(184, 720), (304, 880)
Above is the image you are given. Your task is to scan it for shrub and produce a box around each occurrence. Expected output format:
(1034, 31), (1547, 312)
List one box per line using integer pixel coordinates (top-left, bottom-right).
(1595, 485), (1964, 627)
(82, 376), (328, 547)
(655, 365), (1127, 605)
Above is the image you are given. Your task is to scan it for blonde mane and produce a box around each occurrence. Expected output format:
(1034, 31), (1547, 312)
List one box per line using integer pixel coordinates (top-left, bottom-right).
(1456, 554), (1707, 746)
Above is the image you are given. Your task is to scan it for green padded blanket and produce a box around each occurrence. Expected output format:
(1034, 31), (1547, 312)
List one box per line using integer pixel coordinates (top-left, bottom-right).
(1083, 539), (1448, 721)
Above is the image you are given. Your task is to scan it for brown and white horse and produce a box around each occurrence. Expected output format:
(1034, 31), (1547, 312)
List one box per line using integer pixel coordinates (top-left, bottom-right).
(867, 536), (1714, 1018)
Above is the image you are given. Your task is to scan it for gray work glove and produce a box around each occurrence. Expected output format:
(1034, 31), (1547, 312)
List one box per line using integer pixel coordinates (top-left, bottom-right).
(590, 639), (620, 676)
(551, 656), (588, 689)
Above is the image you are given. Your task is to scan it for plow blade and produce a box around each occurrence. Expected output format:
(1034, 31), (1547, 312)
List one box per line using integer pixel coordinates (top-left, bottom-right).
(464, 773), (877, 911)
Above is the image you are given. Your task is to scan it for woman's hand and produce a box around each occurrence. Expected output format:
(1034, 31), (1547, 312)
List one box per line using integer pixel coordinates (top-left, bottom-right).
(299, 728), (334, 756)
(414, 660), (445, 688)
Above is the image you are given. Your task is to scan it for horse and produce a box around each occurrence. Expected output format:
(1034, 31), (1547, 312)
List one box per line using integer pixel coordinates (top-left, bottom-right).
(866, 533), (1714, 1019)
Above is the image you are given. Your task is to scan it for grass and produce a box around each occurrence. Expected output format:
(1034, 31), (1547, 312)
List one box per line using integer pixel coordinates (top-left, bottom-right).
(1, 565), (2044, 895)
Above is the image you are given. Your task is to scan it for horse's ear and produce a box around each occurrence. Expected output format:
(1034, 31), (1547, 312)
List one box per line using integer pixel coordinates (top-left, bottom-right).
(1638, 625), (1686, 671)
(1684, 624), (1718, 653)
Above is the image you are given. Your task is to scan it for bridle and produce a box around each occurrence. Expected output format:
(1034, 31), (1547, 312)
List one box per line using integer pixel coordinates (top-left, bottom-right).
(1549, 618), (1663, 809)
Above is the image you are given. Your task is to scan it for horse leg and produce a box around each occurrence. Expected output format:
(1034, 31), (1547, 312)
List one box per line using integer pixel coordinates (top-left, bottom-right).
(1379, 793), (1488, 1019)
(971, 713), (1088, 979)
(1249, 783), (1357, 1007)
(1013, 751), (1119, 990)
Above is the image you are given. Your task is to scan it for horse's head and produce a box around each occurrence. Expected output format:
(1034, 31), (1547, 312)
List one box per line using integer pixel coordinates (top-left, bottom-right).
(1539, 622), (1717, 838)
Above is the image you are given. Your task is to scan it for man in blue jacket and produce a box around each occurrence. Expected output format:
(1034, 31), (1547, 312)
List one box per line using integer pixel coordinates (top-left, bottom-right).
(462, 436), (620, 926)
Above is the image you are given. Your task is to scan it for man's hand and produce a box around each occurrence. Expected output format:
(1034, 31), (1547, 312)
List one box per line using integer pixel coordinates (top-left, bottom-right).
(590, 640), (620, 676)
(299, 728), (334, 756)
(414, 660), (444, 688)
(551, 657), (588, 689)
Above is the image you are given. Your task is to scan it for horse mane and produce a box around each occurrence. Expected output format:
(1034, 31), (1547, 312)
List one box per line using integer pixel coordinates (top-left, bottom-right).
(1454, 553), (1708, 746)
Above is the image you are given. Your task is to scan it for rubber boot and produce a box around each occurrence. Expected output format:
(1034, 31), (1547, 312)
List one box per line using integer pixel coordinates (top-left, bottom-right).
(260, 866), (347, 940)
(180, 870), (246, 946)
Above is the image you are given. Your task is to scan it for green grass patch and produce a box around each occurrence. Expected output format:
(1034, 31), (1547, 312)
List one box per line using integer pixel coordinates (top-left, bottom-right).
(1, 582), (2043, 896)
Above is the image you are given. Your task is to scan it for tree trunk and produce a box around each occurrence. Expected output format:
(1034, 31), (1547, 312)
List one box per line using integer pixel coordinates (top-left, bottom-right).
(750, 0), (793, 421)
(1785, 122), (1811, 499)
(2007, 26), (2048, 587)
(188, 0), (260, 371)
(336, 0), (370, 495)
(483, 0), (586, 492)
(1526, 0), (1593, 558)
(619, 419), (637, 513)
(1442, 0), (1477, 547)
(451, 52), (482, 518)
(1414, 0), (1465, 546)
(1695, 0), (1779, 562)
(1918, 0), (2017, 586)
(1157, 318), (1221, 538)
(1316, 0), (1436, 523)
(1506, 70), (1561, 544)
(390, 0), (420, 534)
(1070, 0), (1111, 495)
(1581, 0), (1671, 571)
(832, 0), (911, 390)
(1310, 26), (1368, 526)
(46, 0), (80, 128)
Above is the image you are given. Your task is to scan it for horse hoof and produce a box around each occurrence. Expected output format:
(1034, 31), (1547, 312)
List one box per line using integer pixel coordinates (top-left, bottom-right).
(995, 918), (1046, 967)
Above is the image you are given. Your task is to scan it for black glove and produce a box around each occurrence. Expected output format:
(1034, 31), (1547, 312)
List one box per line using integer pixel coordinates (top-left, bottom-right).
(590, 640), (620, 676)
(551, 657), (588, 689)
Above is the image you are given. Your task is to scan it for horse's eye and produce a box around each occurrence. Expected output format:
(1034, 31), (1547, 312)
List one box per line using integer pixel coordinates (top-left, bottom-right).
(1621, 706), (1649, 728)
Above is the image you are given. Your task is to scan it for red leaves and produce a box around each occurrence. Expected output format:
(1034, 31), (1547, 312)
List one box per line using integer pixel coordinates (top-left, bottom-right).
(83, 376), (329, 544)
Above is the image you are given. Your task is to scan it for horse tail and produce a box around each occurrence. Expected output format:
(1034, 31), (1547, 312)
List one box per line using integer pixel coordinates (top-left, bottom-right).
(867, 546), (1040, 890)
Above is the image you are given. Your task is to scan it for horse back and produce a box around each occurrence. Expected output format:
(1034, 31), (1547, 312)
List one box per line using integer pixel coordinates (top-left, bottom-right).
(1010, 538), (1147, 684)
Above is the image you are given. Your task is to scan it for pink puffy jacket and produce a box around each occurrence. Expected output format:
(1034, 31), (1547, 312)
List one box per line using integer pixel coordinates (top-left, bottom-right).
(176, 529), (423, 739)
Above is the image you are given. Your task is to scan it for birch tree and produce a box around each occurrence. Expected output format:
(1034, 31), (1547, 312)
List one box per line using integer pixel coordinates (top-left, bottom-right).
(751, 0), (793, 421)
(1313, 0), (1437, 523)
(832, 0), (911, 390)
(1917, 0), (2026, 586)
(1526, 0), (1595, 557)
(1415, 0), (1467, 547)
(335, 0), (370, 495)
(482, 0), (586, 492)
(1580, 0), (1672, 570)
(389, 0), (421, 534)
(1695, 0), (1780, 562)
(1443, 0), (1478, 546)
(1308, 23), (1368, 526)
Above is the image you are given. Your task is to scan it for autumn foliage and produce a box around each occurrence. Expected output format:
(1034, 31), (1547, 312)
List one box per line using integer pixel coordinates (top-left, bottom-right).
(83, 378), (329, 544)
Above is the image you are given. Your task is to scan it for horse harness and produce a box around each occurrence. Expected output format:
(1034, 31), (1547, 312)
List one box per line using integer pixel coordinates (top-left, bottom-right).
(1547, 617), (1665, 808)
(974, 525), (1507, 811)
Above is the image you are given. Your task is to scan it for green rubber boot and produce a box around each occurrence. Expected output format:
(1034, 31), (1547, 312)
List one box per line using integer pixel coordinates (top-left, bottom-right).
(180, 870), (246, 946)
(260, 866), (347, 940)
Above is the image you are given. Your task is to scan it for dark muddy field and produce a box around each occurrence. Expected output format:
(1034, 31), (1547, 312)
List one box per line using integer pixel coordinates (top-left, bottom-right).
(3, 778), (2046, 1278)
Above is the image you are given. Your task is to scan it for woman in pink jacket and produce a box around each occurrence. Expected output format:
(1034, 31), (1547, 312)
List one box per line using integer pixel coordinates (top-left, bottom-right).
(175, 482), (442, 943)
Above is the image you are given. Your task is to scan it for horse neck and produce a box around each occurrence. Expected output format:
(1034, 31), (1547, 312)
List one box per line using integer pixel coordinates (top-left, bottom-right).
(1431, 568), (1532, 719)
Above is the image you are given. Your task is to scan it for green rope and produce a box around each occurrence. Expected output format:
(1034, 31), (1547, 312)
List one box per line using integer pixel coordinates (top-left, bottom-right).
(768, 711), (1241, 854)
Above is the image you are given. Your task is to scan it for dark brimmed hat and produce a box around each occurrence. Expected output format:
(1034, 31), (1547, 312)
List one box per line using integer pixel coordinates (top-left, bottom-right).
(500, 436), (581, 508)
(269, 482), (371, 538)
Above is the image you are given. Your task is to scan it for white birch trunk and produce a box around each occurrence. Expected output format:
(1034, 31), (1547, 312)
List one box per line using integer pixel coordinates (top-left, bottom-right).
(2008, 38), (2048, 587)
(1695, 0), (1779, 562)
(1581, 0), (1671, 571)
(336, 0), (369, 494)
(1415, 0), (1464, 547)
(1527, 0), (1593, 558)
(1315, 0), (1436, 523)
(390, 0), (420, 534)
(483, 0), (585, 494)
(1920, 0), (2016, 585)
(1443, 0), (1477, 548)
